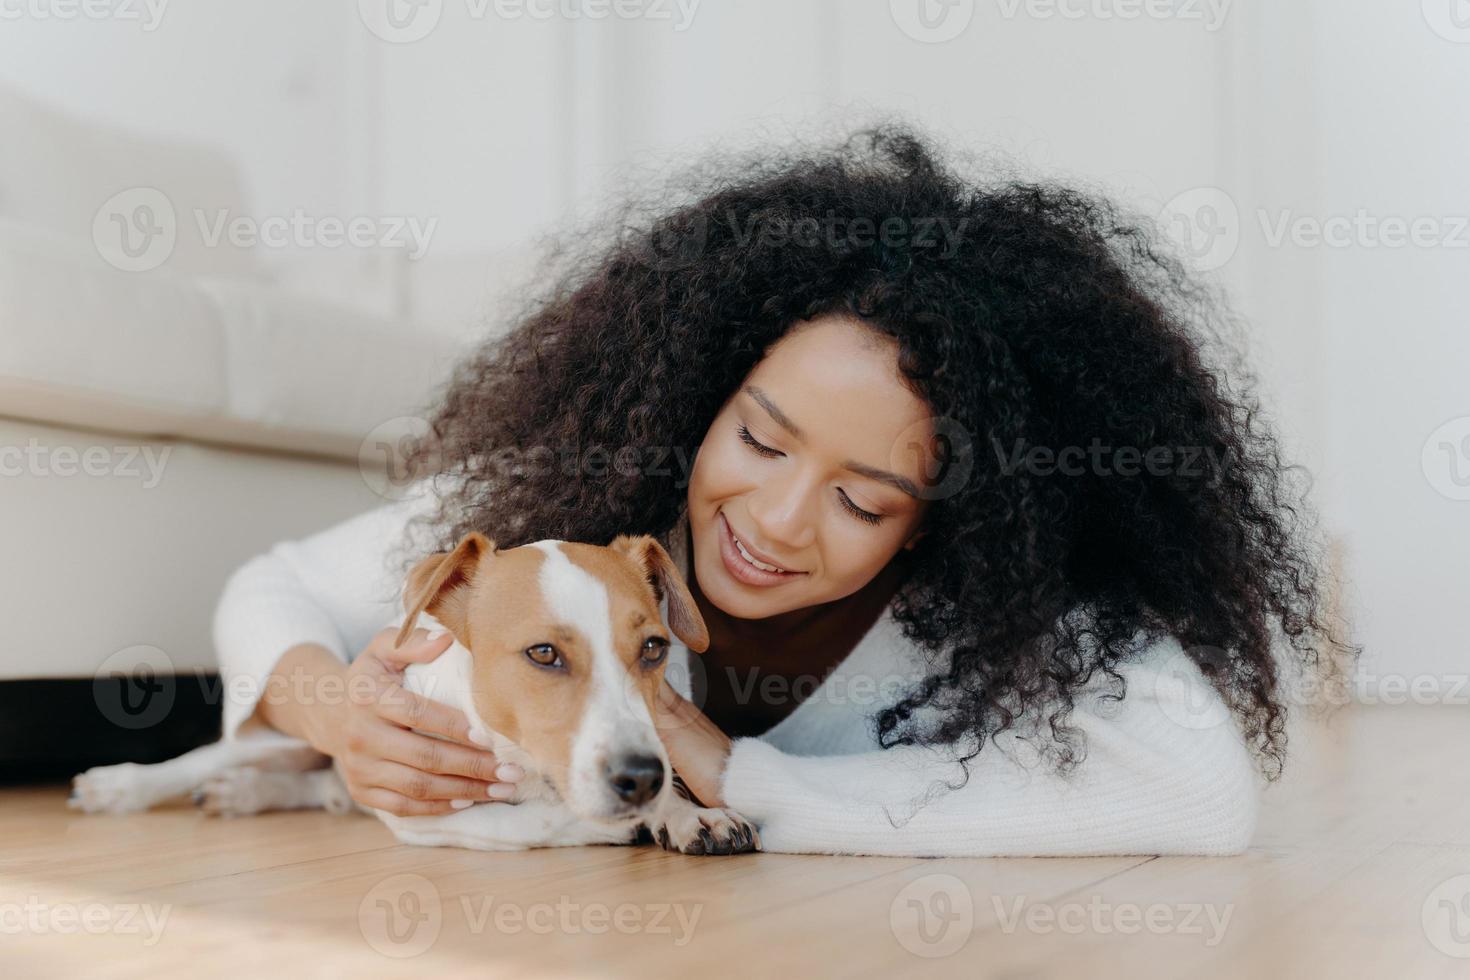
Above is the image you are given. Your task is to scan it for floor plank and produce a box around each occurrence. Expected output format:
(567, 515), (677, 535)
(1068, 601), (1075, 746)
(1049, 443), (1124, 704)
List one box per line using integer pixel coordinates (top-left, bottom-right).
(3, 704), (1467, 978)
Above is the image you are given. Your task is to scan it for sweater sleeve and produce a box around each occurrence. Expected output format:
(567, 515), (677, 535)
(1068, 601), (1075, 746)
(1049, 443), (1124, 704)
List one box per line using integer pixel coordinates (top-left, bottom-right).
(716, 644), (1262, 858)
(212, 482), (441, 741)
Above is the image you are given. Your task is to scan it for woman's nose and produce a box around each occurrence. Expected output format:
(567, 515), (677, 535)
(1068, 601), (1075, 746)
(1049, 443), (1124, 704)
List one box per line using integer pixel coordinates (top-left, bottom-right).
(745, 470), (818, 551)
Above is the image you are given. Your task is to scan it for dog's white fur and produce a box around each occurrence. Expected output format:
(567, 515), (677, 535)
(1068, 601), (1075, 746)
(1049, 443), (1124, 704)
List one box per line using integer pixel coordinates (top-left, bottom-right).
(71, 537), (758, 856)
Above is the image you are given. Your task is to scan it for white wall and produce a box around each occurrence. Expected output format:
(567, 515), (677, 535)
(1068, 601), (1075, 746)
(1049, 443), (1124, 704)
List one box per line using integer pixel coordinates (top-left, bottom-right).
(2, 0), (1462, 688)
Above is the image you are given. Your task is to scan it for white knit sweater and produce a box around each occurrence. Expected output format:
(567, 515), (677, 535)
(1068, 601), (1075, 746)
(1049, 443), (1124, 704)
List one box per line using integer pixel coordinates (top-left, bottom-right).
(213, 482), (1261, 858)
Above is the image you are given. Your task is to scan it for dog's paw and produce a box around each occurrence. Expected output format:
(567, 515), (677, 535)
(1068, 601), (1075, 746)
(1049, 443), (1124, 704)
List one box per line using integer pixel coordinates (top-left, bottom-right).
(69, 763), (153, 814)
(651, 805), (761, 856)
(193, 767), (272, 817)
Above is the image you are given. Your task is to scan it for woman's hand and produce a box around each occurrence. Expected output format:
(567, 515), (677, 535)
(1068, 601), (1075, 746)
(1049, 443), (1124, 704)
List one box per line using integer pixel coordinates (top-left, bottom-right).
(653, 679), (734, 808)
(258, 628), (524, 817)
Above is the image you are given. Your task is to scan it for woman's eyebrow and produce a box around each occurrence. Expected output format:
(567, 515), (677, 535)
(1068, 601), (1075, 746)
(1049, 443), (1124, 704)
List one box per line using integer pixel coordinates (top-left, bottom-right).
(741, 384), (922, 499)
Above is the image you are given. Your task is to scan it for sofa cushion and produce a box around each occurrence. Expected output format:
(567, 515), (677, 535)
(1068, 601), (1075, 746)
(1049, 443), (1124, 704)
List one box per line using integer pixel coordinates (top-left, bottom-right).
(0, 220), (464, 461)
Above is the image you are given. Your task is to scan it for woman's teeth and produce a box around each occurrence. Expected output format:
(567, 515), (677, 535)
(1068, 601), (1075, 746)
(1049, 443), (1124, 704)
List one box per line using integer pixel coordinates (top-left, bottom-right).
(733, 534), (787, 573)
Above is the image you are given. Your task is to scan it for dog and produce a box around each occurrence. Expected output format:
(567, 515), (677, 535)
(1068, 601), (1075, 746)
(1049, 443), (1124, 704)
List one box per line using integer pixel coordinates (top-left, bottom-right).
(70, 531), (761, 856)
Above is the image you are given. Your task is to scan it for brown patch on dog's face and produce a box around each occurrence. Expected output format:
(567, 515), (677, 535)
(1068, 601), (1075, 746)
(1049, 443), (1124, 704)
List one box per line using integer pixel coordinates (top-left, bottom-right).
(400, 532), (706, 817)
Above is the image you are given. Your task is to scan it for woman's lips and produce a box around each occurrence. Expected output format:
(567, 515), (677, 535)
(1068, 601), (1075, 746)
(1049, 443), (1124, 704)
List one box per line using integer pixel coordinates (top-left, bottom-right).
(717, 512), (804, 587)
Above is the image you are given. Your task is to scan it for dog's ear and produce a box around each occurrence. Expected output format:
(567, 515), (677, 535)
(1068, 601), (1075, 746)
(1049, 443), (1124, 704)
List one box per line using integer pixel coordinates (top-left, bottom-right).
(395, 532), (496, 649)
(610, 534), (710, 654)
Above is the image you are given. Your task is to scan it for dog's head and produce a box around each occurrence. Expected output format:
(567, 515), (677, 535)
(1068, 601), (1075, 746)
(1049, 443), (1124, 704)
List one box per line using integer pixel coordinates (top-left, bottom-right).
(393, 531), (708, 826)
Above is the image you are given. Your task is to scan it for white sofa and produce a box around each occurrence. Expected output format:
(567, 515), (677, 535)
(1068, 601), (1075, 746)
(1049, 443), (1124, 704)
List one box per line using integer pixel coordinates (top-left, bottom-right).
(0, 86), (465, 683)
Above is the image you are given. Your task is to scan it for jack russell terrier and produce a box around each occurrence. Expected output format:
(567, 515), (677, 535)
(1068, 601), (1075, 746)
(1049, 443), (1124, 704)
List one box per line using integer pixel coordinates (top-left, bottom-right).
(70, 531), (761, 856)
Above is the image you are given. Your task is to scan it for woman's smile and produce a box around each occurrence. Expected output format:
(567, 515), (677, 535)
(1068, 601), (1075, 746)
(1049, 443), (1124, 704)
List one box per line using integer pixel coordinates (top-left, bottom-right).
(717, 510), (806, 587)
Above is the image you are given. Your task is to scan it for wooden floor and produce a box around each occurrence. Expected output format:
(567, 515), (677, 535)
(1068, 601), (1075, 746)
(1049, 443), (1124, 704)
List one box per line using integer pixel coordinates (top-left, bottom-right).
(3, 704), (1468, 978)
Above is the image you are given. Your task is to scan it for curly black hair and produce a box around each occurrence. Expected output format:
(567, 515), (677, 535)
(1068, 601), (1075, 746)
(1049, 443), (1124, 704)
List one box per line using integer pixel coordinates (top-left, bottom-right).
(401, 122), (1357, 785)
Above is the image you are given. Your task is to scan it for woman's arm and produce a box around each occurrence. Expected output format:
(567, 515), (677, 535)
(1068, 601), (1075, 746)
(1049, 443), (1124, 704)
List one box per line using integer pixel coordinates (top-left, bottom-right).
(663, 640), (1261, 858)
(212, 483), (436, 741)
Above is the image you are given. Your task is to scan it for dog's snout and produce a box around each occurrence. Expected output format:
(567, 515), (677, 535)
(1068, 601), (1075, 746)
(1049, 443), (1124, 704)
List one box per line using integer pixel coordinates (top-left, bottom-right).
(606, 754), (664, 806)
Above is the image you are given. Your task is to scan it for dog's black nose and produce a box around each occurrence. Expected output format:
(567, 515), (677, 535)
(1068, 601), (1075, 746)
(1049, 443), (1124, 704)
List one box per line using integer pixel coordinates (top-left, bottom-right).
(607, 754), (664, 806)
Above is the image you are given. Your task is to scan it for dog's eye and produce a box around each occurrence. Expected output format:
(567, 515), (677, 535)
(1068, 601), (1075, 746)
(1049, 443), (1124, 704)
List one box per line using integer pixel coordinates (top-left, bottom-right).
(525, 643), (562, 668)
(640, 637), (669, 666)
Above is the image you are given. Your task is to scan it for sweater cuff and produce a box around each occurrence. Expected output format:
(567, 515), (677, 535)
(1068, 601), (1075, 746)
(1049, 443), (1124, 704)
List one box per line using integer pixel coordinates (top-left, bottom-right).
(718, 735), (799, 825)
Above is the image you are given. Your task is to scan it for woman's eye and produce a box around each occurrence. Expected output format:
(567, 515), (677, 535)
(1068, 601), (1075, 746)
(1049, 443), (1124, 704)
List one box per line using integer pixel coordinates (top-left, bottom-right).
(838, 489), (885, 526)
(736, 424), (782, 458)
(525, 643), (563, 668)
(640, 637), (670, 665)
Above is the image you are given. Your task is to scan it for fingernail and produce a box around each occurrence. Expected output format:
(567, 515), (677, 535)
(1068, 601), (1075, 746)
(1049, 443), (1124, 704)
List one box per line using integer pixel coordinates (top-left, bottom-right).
(450, 799), (475, 810)
(467, 726), (494, 747)
(494, 763), (524, 782)
(427, 629), (449, 642)
(487, 783), (517, 800)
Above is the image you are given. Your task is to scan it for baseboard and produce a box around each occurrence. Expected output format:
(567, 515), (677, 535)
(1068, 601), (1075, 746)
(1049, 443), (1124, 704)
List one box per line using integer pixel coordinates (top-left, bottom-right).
(0, 675), (222, 784)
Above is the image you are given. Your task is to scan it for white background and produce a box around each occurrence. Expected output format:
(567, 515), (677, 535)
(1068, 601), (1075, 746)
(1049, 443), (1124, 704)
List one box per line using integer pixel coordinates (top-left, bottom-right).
(0, 0), (1465, 688)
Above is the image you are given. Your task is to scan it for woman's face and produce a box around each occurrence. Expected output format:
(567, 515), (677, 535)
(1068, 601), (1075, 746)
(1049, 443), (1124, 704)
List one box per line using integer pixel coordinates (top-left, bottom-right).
(686, 315), (936, 622)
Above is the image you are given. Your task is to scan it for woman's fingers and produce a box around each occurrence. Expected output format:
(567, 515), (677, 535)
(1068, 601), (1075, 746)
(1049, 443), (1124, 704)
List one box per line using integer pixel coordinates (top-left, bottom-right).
(354, 787), (460, 818)
(374, 682), (478, 745)
(376, 627), (455, 668)
(362, 760), (507, 803)
(379, 726), (521, 784)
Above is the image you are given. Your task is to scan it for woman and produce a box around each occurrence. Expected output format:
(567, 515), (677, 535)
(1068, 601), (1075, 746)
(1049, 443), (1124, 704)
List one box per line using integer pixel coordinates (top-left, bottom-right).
(214, 125), (1353, 857)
